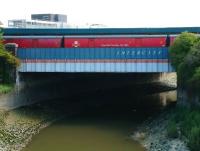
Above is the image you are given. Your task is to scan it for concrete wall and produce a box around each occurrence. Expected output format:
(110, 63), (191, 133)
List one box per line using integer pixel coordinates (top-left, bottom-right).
(159, 72), (177, 88)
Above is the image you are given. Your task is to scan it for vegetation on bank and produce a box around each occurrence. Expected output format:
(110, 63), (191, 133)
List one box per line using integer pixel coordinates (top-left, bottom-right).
(0, 29), (19, 90)
(0, 30), (19, 67)
(0, 84), (13, 94)
(167, 107), (200, 151)
(169, 32), (200, 89)
(168, 32), (200, 151)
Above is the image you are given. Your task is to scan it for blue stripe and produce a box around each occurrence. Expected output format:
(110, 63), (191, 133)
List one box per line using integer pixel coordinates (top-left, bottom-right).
(17, 48), (168, 60)
(4, 27), (200, 36)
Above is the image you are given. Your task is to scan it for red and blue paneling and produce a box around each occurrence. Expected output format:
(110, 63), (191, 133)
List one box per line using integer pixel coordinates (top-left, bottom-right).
(17, 47), (173, 72)
(17, 48), (168, 60)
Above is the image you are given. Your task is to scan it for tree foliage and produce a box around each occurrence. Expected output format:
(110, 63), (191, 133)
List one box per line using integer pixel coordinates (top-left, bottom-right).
(169, 32), (200, 88)
(0, 30), (19, 67)
(169, 32), (198, 70)
(0, 29), (19, 83)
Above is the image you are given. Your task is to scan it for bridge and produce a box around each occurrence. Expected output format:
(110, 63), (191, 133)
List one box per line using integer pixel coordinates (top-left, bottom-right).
(3, 27), (196, 109)
(3, 27), (200, 73)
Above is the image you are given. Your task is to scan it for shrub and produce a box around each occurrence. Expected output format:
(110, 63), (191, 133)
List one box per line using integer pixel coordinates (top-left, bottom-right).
(169, 32), (200, 88)
(0, 84), (13, 94)
(169, 32), (198, 70)
(167, 120), (178, 138)
(0, 30), (19, 83)
(170, 107), (200, 151)
(169, 32), (200, 151)
(188, 126), (200, 151)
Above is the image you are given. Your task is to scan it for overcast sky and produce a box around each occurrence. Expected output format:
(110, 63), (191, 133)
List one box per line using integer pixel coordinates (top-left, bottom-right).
(0, 0), (200, 27)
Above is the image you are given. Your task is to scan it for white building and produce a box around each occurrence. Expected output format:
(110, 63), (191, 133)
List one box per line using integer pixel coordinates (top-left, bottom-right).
(8, 19), (68, 28)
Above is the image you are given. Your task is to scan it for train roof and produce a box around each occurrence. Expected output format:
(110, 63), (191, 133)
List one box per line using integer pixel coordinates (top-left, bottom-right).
(2, 27), (200, 36)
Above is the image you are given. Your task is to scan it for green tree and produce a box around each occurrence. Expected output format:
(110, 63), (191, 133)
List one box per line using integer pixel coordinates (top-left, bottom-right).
(169, 32), (200, 87)
(0, 31), (19, 66)
(0, 29), (19, 83)
(169, 32), (198, 70)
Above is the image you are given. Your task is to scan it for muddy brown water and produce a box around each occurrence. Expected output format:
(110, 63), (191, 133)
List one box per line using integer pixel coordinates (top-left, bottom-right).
(23, 90), (176, 151)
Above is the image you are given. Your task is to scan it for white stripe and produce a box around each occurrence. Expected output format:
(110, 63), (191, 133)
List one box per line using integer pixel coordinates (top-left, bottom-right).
(18, 63), (173, 73)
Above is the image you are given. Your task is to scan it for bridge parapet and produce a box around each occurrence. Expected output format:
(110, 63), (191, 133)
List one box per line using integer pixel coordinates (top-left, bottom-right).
(17, 48), (173, 73)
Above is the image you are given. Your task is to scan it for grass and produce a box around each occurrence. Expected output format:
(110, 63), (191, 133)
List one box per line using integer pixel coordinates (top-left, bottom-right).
(167, 107), (200, 151)
(0, 84), (13, 94)
(167, 120), (178, 138)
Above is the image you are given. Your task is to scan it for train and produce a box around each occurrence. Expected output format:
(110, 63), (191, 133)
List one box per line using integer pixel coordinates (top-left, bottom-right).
(3, 35), (176, 48)
(4, 27), (200, 49)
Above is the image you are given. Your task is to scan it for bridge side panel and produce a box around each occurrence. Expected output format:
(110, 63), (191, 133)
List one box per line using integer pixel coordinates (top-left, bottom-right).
(17, 48), (173, 73)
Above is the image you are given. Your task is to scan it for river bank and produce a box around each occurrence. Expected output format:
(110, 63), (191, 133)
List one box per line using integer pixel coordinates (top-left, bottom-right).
(0, 82), (178, 151)
(1, 105), (188, 151)
(0, 101), (69, 151)
(131, 108), (190, 151)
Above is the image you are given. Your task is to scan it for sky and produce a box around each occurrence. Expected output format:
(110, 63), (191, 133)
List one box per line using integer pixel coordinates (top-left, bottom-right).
(0, 0), (200, 28)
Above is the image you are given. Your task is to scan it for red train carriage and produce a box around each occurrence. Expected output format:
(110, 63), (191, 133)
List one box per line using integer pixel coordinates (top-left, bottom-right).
(4, 36), (62, 48)
(4, 35), (168, 48)
(64, 35), (167, 48)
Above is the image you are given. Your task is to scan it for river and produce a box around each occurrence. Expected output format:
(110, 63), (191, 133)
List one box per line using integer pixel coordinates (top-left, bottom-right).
(23, 88), (177, 151)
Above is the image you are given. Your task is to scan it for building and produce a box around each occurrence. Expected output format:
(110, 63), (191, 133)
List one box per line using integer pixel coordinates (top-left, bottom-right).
(8, 19), (62, 28)
(8, 14), (68, 28)
(31, 14), (67, 23)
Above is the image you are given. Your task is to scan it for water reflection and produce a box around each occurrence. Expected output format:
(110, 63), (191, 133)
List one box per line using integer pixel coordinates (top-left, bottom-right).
(24, 115), (146, 151)
(158, 90), (177, 106)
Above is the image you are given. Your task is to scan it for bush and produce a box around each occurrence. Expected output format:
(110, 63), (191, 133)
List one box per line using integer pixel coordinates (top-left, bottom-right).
(167, 120), (178, 138)
(169, 32), (200, 151)
(169, 32), (200, 89)
(188, 126), (200, 151)
(169, 107), (200, 151)
(188, 67), (200, 89)
(0, 30), (19, 83)
(0, 84), (13, 94)
(169, 32), (198, 70)
(0, 45), (20, 67)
